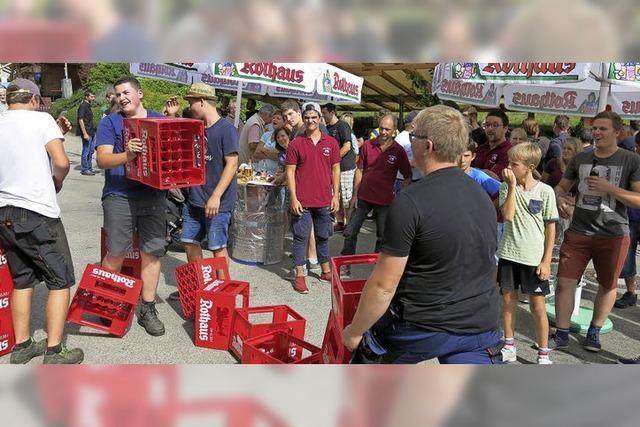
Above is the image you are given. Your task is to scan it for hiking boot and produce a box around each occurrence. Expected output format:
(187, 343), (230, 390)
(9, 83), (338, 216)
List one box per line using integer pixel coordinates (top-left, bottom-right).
(319, 271), (331, 282)
(618, 355), (640, 364)
(10, 338), (47, 364)
(138, 301), (165, 336)
(614, 292), (637, 309)
(548, 332), (569, 350)
(43, 344), (84, 364)
(293, 276), (309, 294)
(583, 331), (602, 352)
(501, 345), (517, 363)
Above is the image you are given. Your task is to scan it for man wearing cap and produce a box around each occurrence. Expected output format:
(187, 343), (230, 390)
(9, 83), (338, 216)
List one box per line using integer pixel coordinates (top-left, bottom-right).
(178, 83), (239, 266)
(0, 78), (84, 363)
(286, 103), (341, 294)
(342, 114), (412, 257)
(95, 76), (167, 337)
(238, 103), (275, 165)
(394, 110), (424, 194)
(322, 103), (357, 231)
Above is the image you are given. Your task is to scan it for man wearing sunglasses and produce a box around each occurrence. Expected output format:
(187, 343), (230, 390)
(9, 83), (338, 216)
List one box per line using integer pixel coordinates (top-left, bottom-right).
(342, 105), (502, 364)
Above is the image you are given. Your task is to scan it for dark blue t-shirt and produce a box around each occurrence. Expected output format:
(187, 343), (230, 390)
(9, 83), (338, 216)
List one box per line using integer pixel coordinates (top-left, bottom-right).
(95, 110), (165, 199)
(188, 118), (239, 212)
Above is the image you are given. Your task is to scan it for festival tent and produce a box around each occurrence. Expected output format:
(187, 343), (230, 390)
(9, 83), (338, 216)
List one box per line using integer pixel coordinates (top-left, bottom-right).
(432, 62), (640, 120)
(129, 62), (364, 128)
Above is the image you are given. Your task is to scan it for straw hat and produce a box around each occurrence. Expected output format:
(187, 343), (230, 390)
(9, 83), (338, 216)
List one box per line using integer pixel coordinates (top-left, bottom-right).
(183, 82), (217, 101)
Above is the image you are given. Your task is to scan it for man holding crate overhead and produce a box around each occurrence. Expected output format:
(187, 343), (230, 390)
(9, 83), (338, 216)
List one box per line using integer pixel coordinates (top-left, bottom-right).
(95, 76), (167, 337)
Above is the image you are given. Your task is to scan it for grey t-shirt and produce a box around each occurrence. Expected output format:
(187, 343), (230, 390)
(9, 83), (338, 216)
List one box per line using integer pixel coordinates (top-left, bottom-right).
(564, 148), (640, 238)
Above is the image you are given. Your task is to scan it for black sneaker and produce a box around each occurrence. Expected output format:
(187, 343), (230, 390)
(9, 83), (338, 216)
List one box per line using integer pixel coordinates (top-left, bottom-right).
(167, 291), (180, 301)
(548, 332), (569, 350)
(138, 301), (165, 336)
(10, 338), (47, 364)
(614, 292), (637, 309)
(618, 355), (640, 364)
(43, 344), (84, 364)
(583, 331), (602, 352)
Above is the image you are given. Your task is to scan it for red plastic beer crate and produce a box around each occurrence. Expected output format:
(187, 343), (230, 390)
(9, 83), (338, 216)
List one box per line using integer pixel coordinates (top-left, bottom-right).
(0, 308), (14, 358)
(321, 311), (351, 364)
(0, 244), (13, 296)
(67, 264), (143, 337)
(124, 118), (205, 190)
(100, 227), (141, 278)
(194, 280), (250, 350)
(330, 254), (379, 330)
(229, 305), (306, 360)
(241, 330), (322, 364)
(175, 257), (231, 319)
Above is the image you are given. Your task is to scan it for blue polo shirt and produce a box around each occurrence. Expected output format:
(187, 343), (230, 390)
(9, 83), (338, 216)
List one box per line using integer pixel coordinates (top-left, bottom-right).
(468, 167), (501, 199)
(95, 110), (164, 199)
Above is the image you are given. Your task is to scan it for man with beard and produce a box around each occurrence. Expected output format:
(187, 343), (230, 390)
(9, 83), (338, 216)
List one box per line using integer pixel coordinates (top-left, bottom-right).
(341, 114), (412, 257)
(472, 110), (512, 181)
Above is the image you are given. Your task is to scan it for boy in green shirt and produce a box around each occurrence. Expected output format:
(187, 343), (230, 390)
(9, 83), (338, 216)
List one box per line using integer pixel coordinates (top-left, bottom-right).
(499, 143), (558, 364)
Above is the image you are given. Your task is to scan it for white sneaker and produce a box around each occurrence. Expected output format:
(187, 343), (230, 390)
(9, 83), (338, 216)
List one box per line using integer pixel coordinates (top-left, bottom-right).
(537, 354), (553, 365)
(501, 345), (517, 363)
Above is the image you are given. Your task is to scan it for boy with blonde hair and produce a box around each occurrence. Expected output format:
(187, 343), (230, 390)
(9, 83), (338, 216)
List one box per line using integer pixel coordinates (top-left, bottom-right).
(499, 142), (558, 364)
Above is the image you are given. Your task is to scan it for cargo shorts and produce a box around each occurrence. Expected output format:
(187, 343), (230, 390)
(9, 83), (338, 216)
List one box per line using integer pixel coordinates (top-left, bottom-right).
(0, 206), (75, 290)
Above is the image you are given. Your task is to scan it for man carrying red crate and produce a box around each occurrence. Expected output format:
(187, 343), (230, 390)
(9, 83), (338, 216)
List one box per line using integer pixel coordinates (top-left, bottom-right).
(0, 78), (84, 364)
(176, 83), (239, 266)
(342, 105), (503, 364)
(285, 103), (341, 294)
(95, 76), (167, 336)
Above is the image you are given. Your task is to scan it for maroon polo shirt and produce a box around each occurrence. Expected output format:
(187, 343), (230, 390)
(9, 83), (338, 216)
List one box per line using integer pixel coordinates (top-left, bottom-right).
(286, 132), (341, 208)
(472, 139), (512, 180)
(357, 138), (412, 206)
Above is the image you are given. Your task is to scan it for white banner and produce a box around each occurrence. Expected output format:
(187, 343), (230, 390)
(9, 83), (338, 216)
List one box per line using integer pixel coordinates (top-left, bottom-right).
(452, 62), (591, 84)
(608, 63), (640, 88)
(212, 62), (317, 92)
(130, 63), (194, 85)
(432, 63), (502, 107)
(266, 86), (332, 102)
(609, 89), (640, 119)
(315, 63), (363, 103)
(503, 82), (601, 116)
(195, 73), (266, 95)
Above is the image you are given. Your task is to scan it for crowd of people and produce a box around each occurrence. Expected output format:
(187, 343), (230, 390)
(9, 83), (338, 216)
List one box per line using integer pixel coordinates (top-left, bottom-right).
(2, 75), (640, 365)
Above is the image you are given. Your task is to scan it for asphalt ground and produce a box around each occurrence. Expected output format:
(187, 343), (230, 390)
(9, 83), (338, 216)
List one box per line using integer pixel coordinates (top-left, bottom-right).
(2, 134), (640, 364)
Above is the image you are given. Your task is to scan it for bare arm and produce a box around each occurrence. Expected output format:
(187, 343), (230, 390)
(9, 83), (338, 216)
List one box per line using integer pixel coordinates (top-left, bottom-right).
(205, 153), (239, 218)
(286, 164), (303, 216)
(339, 140), (352, 158)
(597, 180), (640, 209)
(537, 221), (556, 280)
(253, 140), (279, 161)
(331, 162), (341, 213)
(96, 143), (137, 169)
(342, 254), (408, 350)
(78, 118), (89, 139)
(45, 139), (70, 193)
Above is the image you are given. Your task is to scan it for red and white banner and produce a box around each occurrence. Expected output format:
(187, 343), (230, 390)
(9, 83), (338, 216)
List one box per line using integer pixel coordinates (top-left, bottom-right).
(432, 63), (502, 107)
(452, 63), (591, 84)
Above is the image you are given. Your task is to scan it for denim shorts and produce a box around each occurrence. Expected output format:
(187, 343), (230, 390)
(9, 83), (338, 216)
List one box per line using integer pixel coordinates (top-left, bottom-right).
(180, 203), (232, 251)
(0, 206), (75, 290)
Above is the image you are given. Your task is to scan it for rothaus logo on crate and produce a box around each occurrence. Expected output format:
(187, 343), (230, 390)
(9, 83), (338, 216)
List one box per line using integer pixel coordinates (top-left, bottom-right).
(141, 128), (150, 177)
(198, 298), (214, 341)
(0, 332), (10, 352)
(0, 295), (8, 310)
(90, 268), (136, 289)
(200, 265), (224, 288)
(0, 250), (7, 266)
(125, 248), (140, 260)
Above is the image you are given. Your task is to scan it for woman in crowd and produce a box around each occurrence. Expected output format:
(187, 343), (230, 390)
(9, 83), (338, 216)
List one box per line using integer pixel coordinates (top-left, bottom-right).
(510, 127), (528, 146)
(255, 110), (286, 175)
(541, 137), (583, 188)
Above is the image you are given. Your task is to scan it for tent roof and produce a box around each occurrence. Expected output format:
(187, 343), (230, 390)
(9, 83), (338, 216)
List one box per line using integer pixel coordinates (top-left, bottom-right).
(332, 63), (437, 112)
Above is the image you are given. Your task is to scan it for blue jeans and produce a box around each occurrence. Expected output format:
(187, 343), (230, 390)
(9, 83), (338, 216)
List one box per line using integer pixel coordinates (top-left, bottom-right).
(291, 207), (332, 267)
(620, 220), (640, 278)
(81, 135), (96, 172)
(364, 310), (503, 364)
(180, 203), (232, 251)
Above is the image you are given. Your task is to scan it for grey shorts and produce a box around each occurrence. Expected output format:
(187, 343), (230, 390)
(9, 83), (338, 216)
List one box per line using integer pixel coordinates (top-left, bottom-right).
(102, 194), (167, 258)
